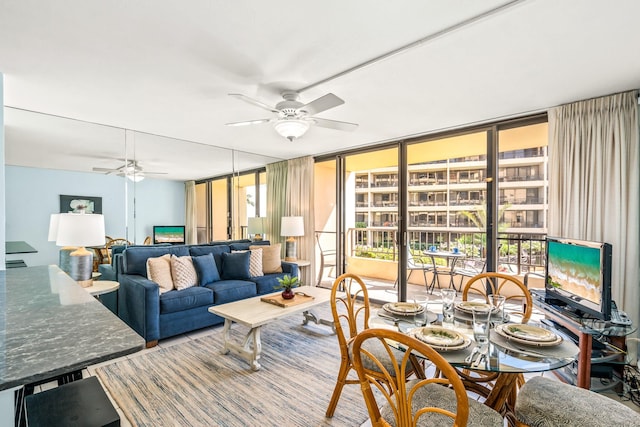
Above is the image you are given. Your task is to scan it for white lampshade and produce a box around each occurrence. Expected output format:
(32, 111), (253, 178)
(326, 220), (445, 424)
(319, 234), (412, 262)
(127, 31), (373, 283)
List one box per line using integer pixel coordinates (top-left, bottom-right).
(48, 213), (61, 241)
(273, 119), (310, 141)
(55, 213), (106, 247)
(247, 217), (266, 235)
(280, 216), (304, 237)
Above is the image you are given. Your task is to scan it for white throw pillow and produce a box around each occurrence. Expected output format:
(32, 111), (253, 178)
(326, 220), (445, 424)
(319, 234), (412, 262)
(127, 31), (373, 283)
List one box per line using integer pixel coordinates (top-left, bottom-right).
(170, 255), (198, 290)
(146, 254), (174, 294)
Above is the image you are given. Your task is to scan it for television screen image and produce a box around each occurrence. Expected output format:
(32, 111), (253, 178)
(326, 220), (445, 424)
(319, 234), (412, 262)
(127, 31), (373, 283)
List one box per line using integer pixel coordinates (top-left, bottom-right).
(545, 237), (612, 320)
(153, 226), (186, 244)
(547, 240), (602, 304)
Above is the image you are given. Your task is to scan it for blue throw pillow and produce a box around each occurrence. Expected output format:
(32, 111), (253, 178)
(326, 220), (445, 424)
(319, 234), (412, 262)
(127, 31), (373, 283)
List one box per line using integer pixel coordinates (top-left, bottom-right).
(192, 253), (221, 285)
(221, 251), (251, 280)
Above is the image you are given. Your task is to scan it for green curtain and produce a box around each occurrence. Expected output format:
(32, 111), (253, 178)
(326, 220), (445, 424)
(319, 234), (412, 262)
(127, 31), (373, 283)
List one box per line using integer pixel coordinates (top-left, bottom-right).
(266, 160), (288, 256)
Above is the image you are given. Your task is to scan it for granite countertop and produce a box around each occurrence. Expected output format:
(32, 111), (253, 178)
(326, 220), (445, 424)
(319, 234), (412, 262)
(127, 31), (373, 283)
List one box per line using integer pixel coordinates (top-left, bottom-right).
(0, 265), (145, 391)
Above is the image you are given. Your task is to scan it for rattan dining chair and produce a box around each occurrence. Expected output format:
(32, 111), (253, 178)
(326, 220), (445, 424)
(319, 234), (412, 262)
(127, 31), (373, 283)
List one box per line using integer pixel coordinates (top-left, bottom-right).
(460, 272), (533, 400)
(105, 238), (132, 265)
(352, 328), (504, 427)
(326, 273), (422, 418)
(462, 272), (532, 324)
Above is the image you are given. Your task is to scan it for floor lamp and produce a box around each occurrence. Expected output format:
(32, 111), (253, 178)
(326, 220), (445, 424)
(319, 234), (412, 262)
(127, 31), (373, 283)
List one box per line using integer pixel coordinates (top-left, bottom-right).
(49, 213), (105, 287)
(281, 216), (304, 261)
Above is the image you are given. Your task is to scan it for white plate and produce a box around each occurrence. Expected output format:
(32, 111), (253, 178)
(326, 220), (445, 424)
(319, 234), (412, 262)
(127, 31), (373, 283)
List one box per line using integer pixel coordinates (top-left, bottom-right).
(411, 327), (472, 352)
(383, 302), (425, 316)
(495, 324), (563, 347)
(500, 323), (558, 342)
(414, 326), (464, 346)
(455, 301), (492, 314)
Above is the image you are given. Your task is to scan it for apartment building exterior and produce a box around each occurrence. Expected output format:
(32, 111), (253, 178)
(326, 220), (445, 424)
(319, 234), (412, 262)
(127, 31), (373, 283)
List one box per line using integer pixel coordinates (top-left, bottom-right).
(353, 146), (548, 252)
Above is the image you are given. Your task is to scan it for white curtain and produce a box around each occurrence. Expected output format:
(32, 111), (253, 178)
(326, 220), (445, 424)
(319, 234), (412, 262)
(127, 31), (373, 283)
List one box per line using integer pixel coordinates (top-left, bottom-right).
(548, 90), (639, 327)
(185, 181), (197, 244)
(286, 156), (316, 287)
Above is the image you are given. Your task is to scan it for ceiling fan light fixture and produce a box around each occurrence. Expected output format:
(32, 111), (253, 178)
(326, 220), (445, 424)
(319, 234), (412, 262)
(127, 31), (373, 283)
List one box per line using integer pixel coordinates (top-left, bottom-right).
(273, 119), (310, 141)
(126, 173), (144, 182)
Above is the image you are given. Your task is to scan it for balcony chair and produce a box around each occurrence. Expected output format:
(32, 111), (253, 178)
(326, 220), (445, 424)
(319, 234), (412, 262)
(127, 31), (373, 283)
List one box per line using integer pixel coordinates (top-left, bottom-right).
(515, 376), (640, 426)
(454, 257), (487, 292)
(397, 250), (437, 293)
(325, 273), (423, 418)
(316, 232), (336, 286)
(352, 328), (503, 427)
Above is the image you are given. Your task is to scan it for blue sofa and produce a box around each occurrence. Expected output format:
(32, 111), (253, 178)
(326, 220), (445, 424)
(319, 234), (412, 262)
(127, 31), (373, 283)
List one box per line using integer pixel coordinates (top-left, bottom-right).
(117, 241), (298, 346)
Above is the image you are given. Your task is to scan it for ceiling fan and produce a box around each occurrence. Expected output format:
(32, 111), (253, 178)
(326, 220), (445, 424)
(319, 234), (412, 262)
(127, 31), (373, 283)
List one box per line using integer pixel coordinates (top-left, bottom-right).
(225, 91), (358, 141)
(92, 160), (167, 182)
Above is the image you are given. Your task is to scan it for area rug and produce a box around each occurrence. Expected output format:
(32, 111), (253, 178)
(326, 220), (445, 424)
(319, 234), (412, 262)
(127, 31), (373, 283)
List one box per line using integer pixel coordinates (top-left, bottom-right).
(96, 307), (369, 426)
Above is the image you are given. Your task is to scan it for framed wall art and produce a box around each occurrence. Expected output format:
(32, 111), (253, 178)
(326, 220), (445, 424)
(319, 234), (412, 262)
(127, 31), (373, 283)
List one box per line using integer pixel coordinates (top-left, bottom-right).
(59, 195), (103, 214)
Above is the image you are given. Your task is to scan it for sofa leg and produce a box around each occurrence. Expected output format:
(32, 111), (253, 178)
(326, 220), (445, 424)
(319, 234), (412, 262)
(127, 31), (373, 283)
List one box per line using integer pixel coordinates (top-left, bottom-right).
(146, 340), (158, 348)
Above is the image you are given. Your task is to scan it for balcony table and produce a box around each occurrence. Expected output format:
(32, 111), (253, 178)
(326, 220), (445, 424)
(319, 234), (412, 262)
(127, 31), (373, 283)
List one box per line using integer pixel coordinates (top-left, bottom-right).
(423, 250), (466, 291)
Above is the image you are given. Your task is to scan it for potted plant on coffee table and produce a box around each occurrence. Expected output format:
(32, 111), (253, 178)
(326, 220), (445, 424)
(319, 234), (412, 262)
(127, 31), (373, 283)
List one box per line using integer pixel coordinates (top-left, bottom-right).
(275, 274), (301, 300)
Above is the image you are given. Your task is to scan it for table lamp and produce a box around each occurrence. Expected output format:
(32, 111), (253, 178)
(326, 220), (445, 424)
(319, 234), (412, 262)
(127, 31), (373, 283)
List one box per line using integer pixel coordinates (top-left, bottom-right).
(49, 212), (105, 287)
(280, 216), (304, 261)
(247, 217), (266, 241)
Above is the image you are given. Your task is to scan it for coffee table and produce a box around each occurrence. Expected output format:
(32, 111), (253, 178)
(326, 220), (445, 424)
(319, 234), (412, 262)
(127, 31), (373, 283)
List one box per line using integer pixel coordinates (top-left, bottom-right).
(208, 286), (332, 370)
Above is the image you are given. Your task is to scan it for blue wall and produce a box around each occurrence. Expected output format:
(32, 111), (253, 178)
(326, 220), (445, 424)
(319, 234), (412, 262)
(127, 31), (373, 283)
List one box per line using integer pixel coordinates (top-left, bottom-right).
(5, 165), (184, 267)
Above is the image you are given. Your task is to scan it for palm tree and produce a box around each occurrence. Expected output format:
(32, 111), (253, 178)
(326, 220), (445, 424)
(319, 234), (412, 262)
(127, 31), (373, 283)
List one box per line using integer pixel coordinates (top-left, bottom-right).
(460, 203), (511, 256)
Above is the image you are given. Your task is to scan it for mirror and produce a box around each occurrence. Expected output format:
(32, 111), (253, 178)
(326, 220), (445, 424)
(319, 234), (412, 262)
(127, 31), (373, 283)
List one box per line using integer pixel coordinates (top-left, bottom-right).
(4, 107), (282, 267)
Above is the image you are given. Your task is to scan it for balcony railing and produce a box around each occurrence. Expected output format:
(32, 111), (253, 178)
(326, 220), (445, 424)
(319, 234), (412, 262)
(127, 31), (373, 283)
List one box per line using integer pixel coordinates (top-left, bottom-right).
(347, 227), (546, 274)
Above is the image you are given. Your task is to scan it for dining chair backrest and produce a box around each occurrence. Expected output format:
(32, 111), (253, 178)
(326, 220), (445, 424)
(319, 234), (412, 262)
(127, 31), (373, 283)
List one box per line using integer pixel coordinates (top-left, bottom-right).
(331, 273), (371, 361)
(352, 328), (470, 427)
(105, 238), (132, 265)
(462, 272), (532, 323)
(326, 273), (371, 417)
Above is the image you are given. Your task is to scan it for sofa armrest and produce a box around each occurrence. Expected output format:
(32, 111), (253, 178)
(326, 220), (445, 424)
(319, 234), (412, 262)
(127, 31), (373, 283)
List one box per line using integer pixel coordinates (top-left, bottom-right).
(118, 274), (161, 343)
(281, 262), (299, 277)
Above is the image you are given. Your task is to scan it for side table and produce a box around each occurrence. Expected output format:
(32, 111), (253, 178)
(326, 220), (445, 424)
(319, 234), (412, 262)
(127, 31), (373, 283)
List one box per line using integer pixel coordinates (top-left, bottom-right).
(83, 280), (120, 314)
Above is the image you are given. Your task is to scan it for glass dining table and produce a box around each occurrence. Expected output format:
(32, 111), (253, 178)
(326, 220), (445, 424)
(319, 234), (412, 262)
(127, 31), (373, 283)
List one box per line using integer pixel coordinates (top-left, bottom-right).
(370, 306), (580, 424)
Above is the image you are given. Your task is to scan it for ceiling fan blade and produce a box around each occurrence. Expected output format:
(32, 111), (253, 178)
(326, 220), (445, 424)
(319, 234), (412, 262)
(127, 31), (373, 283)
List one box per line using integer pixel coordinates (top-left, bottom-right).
(92, 167), (117, 172)
(229, 93), (279, 113)
(299, 93), (344, 116)
(312, 117), (358, 132)
(143, 171), (168, 175)
(225, 118), (272, 127)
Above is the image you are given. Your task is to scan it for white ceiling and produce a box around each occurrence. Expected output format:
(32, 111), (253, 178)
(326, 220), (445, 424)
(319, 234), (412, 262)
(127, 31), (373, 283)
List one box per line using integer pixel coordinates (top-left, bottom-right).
(1, 0), (639, 181)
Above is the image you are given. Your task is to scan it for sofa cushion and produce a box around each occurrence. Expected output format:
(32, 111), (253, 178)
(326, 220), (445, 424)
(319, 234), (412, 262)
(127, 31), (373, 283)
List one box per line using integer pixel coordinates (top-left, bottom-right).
(146, 254), (174, 293)
(189, 245), (229, 275)
(159, 286), (214, 314)
(171, 255), (198, 290)
(221, 251), (251, 280)
(251, 243), (282, 274)
(192, 253), (221, 286)
(248, 248), (264, 277)
(252, 272), (291, 295)
(205, 280), (257, 304)
(125, 245), (190, 276)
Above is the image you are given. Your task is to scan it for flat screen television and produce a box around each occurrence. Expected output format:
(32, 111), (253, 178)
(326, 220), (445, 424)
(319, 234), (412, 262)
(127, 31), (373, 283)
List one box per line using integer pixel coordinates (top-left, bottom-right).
(153, 225), (186, 245)
(545, 236), (612, 321)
